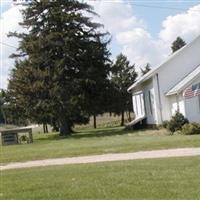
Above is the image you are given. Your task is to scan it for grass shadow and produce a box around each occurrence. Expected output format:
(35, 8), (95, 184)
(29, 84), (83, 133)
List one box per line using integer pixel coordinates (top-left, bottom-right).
(35, 127), (129, 141)
(35, 126), (156, 141)
(71, 127), (129, 139)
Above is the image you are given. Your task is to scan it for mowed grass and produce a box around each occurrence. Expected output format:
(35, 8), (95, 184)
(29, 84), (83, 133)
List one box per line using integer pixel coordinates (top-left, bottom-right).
(1, 156), (200, 200)
(1, 126), (200, 164)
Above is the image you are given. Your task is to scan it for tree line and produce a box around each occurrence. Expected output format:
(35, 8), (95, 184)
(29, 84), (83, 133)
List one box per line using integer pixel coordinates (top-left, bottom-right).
(0, 0), (186, 135)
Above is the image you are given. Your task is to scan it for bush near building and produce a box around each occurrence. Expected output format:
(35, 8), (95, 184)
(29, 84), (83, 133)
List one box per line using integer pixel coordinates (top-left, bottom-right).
(181, 123), (200, 135)
(166, 112), (189, 133)
(163, 112), (200, 135)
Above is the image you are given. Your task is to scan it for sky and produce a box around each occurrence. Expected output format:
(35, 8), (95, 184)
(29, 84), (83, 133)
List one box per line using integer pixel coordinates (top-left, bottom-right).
(1, 0), (200, 89)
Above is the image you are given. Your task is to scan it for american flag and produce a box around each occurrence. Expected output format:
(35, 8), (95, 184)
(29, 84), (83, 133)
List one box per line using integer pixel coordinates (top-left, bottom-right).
(183, 82), (200, 99)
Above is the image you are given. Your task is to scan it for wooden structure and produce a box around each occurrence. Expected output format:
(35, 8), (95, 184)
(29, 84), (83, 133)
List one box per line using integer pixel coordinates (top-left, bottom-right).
(0, 127), (33, 145)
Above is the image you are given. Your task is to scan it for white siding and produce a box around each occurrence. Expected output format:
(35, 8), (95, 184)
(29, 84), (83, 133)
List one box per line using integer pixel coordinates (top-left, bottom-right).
(184, 77), (200, 122)
(168, 94), (185, 117)
(156, 37), (200, 122)
(185, 96), (200, 122)
(130, 36), (200, 124)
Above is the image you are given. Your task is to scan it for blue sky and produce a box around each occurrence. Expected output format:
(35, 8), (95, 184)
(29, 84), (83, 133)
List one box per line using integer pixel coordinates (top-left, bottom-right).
(1, 1), (10, 12)
(1, 1), (200, 37)
(89, 1), (200, 64)
(132, 1), (200, 37)
(1, 0), (200, 89)
(98, 0), (200, 60)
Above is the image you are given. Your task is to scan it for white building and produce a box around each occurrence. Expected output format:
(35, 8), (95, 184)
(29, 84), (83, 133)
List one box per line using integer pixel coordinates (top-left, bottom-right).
(128, 35), (200, 126)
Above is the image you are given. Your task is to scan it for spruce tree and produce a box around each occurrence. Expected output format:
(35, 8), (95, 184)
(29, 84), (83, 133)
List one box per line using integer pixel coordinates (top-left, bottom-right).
(83, 39), (111, 129)
(8, 0), (110, 135)
(171, 37), (186, 53)
(111, 54), (137, 126)
(0, 90), (6, 124)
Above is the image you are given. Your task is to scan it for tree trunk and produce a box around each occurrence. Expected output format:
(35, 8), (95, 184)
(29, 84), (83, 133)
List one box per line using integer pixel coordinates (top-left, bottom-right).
(128, 110), (131, 122)
(45, 124), (48, 133)
(52, 120), (59, 132)
(59, 121), (72, 136)
(43, 124), (46, 133)
(120, 111), (124, 126)
(1, 108), (7, 125)
(93, 114), (97, 129)
(43, 124), (48, 133)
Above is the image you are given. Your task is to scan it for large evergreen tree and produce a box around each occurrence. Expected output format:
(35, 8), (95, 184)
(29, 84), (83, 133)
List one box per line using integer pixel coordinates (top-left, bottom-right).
(111, 54), (137, 126)
(171, 36), (186, 53)
(0, 89), (24, 125)
(8, 0), (110, 135)
(0, 90), (6, 124)
(79, 37), (111, 129)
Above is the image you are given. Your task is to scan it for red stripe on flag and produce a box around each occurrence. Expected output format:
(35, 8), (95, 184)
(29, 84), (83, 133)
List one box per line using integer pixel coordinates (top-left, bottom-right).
(183, 87), (200, 99)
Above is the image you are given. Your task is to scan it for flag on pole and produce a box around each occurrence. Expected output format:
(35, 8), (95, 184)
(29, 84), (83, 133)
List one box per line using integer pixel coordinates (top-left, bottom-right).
(183, 82), (200, 98)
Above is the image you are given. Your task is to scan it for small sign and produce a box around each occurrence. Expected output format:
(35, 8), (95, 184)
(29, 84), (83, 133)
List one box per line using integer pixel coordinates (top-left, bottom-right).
(183, 82), (200, 98)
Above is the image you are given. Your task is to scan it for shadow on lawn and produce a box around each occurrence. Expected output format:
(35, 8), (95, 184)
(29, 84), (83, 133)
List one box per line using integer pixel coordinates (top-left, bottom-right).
(71, 127), (130, 139)
(36, 126), (151, 141)
(74, 127), (159, 139)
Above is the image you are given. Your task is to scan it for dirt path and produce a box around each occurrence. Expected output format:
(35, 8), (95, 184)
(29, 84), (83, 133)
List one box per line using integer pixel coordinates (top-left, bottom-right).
(1, 148), (200, 171)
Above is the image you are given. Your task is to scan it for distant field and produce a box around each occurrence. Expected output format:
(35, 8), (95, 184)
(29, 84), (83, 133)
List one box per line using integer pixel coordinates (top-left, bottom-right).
(1, 126), (200, 164)
(75, 112), (133, 129)
(0, 124), (18, 131)
(1, 156), (200, 200)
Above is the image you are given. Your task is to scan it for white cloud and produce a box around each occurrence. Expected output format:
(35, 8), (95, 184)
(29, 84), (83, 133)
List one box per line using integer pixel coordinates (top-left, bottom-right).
(89, 2), (200, 69)
(90, 0), (145, 34)
(0, 4), (23, 89)
(115, 28), (160, 66)
(160, 5), (200, 44)
(89, 1), (167, 67)
(116, 28), (150, 45)
(116, 29), (167, 67)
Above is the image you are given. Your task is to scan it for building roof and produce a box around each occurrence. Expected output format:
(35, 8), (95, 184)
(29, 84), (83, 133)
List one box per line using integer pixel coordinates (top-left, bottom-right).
(127, 68), (156, 92)
(127, 35), (200, 92)
(166, 64), (200, 96)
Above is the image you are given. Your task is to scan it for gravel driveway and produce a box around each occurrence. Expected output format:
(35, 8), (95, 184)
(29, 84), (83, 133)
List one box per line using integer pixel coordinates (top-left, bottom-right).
(1, 147), (200, 171)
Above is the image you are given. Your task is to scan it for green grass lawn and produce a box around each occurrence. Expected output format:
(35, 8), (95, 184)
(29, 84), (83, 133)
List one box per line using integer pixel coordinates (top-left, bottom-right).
(1, 126), (200, 164)
(1, 156), (200, 200)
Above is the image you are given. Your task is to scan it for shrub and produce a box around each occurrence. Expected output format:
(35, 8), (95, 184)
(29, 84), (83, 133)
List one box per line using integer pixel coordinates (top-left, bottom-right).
(167, 112), (189, 133)
(182, 123), (200, 135)
(162, 120), (169, 128)
(174, 130), (182, 135)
